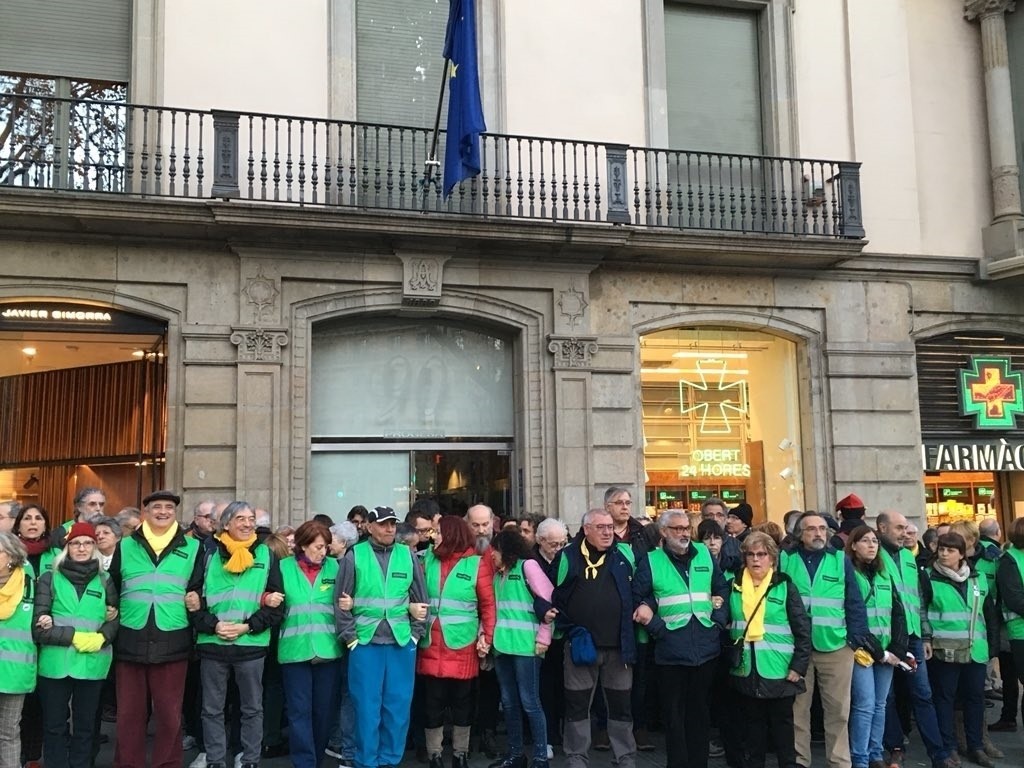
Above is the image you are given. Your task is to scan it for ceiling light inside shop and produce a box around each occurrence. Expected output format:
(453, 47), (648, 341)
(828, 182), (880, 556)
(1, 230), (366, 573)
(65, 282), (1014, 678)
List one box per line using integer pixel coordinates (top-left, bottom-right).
(672, 351), (748, 359)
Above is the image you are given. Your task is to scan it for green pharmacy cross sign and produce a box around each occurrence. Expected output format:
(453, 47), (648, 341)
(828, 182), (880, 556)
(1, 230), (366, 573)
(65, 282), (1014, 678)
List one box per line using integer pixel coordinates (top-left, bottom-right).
(959, 356), (1024, 430)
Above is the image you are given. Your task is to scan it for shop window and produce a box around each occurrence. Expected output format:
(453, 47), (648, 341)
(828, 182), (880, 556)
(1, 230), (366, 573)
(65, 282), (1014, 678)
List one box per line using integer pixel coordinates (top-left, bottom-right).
(640, 327), (803, 522)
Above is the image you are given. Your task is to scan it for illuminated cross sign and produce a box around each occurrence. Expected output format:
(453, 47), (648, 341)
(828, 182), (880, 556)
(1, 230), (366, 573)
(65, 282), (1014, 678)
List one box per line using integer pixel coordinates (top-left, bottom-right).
(678, 358), (749, 435)
(959, 356), (1024, 430)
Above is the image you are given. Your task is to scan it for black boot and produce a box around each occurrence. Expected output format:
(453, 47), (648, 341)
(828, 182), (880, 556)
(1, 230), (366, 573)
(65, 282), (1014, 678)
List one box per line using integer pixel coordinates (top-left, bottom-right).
(452, 752), (470, 768)
(430, 754), (446, 768)
(479, 731), (499, 760)
(487, 757), (526, 768)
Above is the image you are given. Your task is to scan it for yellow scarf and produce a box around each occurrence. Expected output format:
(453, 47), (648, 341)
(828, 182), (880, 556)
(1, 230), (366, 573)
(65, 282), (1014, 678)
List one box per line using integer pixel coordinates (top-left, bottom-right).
(0, 566), (25, 621)
(217, 533), (258, 574)
(142, 521), (177, 557)
(580, 540), (606, 580)
(740, 567), (774, 642)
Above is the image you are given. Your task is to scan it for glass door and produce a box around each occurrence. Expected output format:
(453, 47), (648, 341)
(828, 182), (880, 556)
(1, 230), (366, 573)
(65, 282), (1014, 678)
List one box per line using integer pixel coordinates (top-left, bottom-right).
(412, 450), (511, 518)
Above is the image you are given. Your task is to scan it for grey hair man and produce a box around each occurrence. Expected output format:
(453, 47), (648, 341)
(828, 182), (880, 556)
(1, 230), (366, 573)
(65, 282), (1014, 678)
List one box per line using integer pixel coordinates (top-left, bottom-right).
(605, 487), (650, 555)
(0, 500), (20, 534)
(189, 499), (217, 540)
(979, 518), (1002, 551)
(700, 498), (727, 527)
(53, 487), (107, 548)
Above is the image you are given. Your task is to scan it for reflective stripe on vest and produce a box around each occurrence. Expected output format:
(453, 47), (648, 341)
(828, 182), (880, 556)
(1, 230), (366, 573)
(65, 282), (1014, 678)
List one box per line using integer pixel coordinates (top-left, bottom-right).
(422, 550), (481, 650)
(927, 570), (988, 663)
(38, 570), (112, 681)
(648, 543), (714, 630)
(119, 534), (199, 631)
(0, 568), (35, 693)
(277, 556), (342, 663)
(1003, 547), (1024, 640)
(493, 560), (537, 656)
(197, 544), (272, 647)
(729, 580), (795, 680)
(781, 549), (847, 652)
(879, 547), (921, 637)
(352, 542), (414, 646)
(855, 569), (894, 649)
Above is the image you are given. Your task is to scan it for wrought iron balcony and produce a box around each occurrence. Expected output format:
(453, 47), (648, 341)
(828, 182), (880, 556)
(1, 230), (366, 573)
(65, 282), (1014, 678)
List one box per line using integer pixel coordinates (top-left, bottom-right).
(0, 92), (865, 239)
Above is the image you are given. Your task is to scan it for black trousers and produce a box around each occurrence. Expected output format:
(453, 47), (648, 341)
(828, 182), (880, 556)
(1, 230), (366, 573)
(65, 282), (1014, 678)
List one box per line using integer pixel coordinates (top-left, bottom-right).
(423, 676), (476, 728)
(474, 668), (500, 732)
(38, 676), (103, 768)
(539, 637), (565, 744)
(736, 693), (798, 768)
(658, 660), (716, 768)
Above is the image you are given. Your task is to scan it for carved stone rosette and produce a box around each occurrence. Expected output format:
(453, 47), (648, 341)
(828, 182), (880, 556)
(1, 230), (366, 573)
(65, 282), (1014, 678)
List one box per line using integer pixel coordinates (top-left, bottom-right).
(230, 327), (289, 362)
(547, 335), (599, 370)
(964, 0), (1016, 20)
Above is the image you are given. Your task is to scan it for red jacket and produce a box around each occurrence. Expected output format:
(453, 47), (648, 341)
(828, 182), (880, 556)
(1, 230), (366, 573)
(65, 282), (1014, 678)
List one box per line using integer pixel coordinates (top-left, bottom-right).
(416, 548), (496, 680)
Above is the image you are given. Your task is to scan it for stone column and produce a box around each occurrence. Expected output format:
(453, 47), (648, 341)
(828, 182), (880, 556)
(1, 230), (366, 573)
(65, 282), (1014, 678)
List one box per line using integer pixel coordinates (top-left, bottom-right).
(966, 0), (1023, 220)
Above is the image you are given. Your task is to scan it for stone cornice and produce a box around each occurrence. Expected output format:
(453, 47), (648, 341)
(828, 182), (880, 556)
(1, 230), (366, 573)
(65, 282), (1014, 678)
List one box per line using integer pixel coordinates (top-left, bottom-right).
(0, 188), (867, 271)
(965, 0), (1016, 21)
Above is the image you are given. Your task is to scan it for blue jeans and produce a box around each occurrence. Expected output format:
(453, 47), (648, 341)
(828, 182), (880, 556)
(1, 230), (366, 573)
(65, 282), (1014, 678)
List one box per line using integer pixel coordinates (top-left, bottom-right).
(329, 655), (356, 761)
(282, 660), (341, 768)
(929, 659), (986, 755)
(494, 653), (547, 761)
(850, 662), (894, 767)
(348, 642), (417, 768)
(883, 636), (949, 764)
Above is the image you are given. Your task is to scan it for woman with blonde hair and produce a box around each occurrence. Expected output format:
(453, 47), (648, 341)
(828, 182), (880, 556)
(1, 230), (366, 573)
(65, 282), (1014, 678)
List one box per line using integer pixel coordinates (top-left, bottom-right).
(0, 532), (36, 768)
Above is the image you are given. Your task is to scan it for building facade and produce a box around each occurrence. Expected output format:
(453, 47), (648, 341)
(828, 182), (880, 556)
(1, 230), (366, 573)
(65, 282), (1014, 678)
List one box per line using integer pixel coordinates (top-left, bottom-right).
(1, 0), (1023, 528)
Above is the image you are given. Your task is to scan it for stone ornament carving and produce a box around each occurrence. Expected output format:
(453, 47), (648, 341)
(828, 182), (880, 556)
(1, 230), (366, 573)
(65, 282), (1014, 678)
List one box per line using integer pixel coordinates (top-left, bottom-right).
(242, 268), (279, 324)
(230, 327), (289, 362)
(548, 335), (599, 369)
(399, 253), (451, 307)
(558, 281), (589, 329)
(965, 0), (1015, 20)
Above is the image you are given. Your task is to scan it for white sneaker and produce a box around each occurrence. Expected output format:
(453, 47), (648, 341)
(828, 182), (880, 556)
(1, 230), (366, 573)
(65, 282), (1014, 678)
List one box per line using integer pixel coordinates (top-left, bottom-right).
(189, 753), (207, 768)
(324, 747), (343, 760)
(546, 745), (554, 760)
(182, 736), (197, 751)
(233, 755), (242, 768)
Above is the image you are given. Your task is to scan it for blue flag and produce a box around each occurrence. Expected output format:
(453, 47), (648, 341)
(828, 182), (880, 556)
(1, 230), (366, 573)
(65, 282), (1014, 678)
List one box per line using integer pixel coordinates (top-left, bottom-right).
(442, 0), (486, 198)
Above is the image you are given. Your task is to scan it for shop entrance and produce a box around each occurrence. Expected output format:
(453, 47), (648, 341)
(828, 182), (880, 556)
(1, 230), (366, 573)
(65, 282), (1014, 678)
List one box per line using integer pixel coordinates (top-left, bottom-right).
(0, 301), (168, 524)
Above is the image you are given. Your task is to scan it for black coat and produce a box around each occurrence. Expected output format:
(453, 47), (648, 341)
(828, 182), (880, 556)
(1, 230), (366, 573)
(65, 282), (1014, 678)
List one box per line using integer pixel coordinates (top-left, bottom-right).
(108, 525), (206, 665)
(727, 569), (811, 700)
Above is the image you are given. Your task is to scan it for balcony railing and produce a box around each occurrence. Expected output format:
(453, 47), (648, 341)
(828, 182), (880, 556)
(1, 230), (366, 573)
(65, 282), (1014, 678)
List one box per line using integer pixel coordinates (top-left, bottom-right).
(0, 92), (865, 239)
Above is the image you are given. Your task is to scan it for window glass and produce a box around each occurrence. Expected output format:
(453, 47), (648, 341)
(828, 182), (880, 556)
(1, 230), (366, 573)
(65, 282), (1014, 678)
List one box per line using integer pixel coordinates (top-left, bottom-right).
(310, 451), (411, 520)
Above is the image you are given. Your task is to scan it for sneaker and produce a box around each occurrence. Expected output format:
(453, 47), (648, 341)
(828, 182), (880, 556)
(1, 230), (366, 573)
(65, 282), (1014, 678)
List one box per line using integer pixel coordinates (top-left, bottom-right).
(593, 731), (610, 752)
(888, 748), (904, 768)
(233, 755), (242, 768)
(190, 753), (208, 768)
(634, 728), (655, 752)
(981, 742), (1002, 760)
(546, 746), (554, 760)
(325, 747), (344, 760)
(709, 740), (725, 759)
(967, 750), (994, 768)
(183, 736), (198, 751)
(487, 757), (527, 768)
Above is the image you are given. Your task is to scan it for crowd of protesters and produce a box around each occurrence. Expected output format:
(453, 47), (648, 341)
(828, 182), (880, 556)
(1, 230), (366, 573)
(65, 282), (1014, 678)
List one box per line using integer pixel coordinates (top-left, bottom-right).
(0, 486), (1019, 768)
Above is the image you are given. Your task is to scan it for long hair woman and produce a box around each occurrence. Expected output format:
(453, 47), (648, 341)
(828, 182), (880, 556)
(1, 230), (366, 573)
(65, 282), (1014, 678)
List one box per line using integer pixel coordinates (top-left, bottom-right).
(844, 525), (907, 768)
(489, 529), (555, 768)
(0, 532), (36, 768)
(418, 515), (496, 768)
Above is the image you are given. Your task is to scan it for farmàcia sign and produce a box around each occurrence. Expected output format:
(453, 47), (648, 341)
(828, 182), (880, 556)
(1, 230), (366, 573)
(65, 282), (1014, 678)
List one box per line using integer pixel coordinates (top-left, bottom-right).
(922, 439), (1024, 472)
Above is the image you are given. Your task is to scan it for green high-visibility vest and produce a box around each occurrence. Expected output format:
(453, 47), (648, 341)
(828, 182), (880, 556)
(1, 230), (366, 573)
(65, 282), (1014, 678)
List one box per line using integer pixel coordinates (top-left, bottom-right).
(351, 542), (414, 646)
(38, 569), (112, 681)
(728, 579), (795, 680)
(927, 569), (988, 663)
(855, 569), (894, 650)
(197, 544), (272, 648)
(879, 546), (921, 637)
(119, 534), (199, 631)
(647, 543), (714, 630)
(976, 542), (1000, 600)
(421, 550), (480, 650)
(781, 549), (847, 652)
(1002, 546), (1024, 640)
(493, 560), (537, 656)
(0, 567), (36, 693)
(277, 556), (342, 663)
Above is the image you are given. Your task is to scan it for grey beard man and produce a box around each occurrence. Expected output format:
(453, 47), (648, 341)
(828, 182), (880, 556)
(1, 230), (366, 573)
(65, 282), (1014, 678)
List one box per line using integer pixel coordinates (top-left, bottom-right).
(465, 503), (495, 554)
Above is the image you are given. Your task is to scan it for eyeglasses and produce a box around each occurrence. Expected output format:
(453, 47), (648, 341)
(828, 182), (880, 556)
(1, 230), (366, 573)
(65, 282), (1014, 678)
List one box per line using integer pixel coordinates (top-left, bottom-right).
(664, 526), (690, 534)
(68, 540), (94, 548)
(543, 540), (568, 548)
(744, 551), (770, 559)
(609, 500), (632, 506)
(589, 524), (615, 532)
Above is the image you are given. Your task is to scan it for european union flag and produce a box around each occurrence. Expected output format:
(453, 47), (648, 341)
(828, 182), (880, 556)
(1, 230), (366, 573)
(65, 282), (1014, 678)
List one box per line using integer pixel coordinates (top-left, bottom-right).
(442, 0), (486, 198)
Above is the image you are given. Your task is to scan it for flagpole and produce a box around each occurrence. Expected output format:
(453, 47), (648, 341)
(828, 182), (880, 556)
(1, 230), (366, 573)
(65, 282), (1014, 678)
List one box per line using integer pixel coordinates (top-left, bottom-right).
(422, 56), (450, 210)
